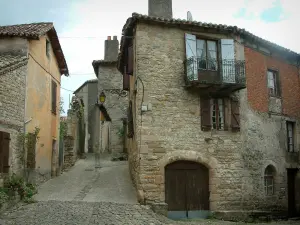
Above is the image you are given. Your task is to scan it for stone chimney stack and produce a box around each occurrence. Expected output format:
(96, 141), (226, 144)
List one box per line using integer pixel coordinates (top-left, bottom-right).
(104, 35), (119, 61)
(148, 0), (173, 19)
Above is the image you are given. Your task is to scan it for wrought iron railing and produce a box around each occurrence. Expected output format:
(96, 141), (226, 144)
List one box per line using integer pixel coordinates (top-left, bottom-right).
(185, 57), (246, 85)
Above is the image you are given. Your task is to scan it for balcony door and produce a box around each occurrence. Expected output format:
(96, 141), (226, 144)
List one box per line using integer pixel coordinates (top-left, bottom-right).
(220, 39), (236, 83)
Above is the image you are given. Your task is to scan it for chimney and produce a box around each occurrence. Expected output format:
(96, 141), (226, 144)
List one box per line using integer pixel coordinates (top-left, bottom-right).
(104, 35), (119, 61)
(148, 0), (173, 19)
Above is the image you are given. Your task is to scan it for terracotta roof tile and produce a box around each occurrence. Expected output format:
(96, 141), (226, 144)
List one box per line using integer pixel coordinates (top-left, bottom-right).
(0, 22), (69, 76)
(0, 54), (28, 75)
(0, 22), (54, 39)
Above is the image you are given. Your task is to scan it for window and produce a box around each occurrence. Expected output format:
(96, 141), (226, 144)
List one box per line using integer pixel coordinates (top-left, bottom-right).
(211, 99), (224, 130)
(264, 165), (275, 196)
(200, 97), (240, 132)
(51, 80), (57, 114)
(267, 70), (280, 96)
(287, 121), (295, 152)
(46, 39), (50, 58)
(197, 39), (218, 71)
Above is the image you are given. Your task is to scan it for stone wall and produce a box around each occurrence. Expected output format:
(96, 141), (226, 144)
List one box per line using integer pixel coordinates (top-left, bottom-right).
(0, 64), (27, 175)
(129, 22), (300, 213)
(98, 65), (128, 153)
(63, 110), (78, 170)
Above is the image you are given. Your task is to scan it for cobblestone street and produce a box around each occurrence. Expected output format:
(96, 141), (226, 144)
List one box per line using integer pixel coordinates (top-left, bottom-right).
(0, 155), (299, 225)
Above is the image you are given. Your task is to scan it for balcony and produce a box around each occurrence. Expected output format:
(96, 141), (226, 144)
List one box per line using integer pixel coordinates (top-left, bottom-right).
(184, 57), (246, 96)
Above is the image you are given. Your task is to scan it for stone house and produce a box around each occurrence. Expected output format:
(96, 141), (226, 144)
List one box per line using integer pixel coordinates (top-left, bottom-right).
(74, 79), (99, 153)
(92, 36), (128, 154)
(0, 23), (69, 184)
(117, 0), (300, 220)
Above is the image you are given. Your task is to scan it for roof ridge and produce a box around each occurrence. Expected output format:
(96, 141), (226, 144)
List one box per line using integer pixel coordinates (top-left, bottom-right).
(129, 12), (299, 56)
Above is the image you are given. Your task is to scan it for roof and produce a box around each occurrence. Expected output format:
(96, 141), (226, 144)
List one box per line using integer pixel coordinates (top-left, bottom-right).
(0, 54), (28, 75)
(118, 13), (300, 72)
(0, 22), (69, 76)
(92, 60), (117, 76)
(73, 79), (98, 94)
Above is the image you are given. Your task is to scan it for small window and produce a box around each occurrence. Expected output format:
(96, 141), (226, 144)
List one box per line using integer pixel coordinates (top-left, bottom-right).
(210, 99), (225, 130)
(264, 165), (275, 196)
(51, 80), (57, 114)
(267, 70), (280, 97)
(287, 121), (295, 152)
(197, 39), (218, 71)
(46, 39), (50, 58)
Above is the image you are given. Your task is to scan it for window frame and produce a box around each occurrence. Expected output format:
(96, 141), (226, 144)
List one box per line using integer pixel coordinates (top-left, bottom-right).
(267, 69), (280, 97)
(264, 166), (275, 196)
(210, 98), (225, 131)
(286, 121), (296, 152)
(51, 80), (57, 115)
(196, 38), (219, 72)
(46, 39), (51, 59)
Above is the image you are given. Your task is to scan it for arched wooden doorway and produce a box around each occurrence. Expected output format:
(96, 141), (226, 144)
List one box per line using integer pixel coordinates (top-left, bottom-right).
(165, 160), (209, 219)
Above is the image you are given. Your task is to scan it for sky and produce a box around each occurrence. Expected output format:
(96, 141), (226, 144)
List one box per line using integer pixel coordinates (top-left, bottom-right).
(0, 0), (298, 115)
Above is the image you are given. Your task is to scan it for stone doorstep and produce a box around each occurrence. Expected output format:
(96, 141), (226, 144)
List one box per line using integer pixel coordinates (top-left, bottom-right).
(213, 210), (288, 222)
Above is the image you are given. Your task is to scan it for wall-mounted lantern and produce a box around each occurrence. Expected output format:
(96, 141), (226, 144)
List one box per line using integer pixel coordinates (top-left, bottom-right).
(99, 91), (106, 104)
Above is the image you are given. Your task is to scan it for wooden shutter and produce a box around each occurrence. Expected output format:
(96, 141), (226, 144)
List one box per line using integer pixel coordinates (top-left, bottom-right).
(185, 33), (197, 81)
(0, 132), (10, 173)
(200, 97), (211, 131)
(127, 45), (133, 75)
(231, 98), (240, 131)
(123, 74), (130, 91)
(275, 71), (281, 97)
(128, 101), (134, 138)
(220, 39), (235, 83)
(51, 80), (57, 114)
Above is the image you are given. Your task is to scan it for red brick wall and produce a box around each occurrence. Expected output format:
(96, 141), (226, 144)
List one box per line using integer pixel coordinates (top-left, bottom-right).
(245, 47), (300, 118)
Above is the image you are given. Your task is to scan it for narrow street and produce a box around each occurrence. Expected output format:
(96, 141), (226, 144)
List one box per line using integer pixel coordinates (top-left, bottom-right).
(0, 155), (299, 225)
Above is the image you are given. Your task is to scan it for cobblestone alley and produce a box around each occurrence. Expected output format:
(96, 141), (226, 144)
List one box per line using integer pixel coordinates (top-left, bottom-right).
(0, 154), (299, 225)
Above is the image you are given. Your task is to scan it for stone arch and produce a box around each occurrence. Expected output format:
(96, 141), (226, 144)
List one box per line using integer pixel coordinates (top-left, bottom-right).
(261, 160), (278, 178)
(158, 150), (219, 210)
(262, 160), (278, 196)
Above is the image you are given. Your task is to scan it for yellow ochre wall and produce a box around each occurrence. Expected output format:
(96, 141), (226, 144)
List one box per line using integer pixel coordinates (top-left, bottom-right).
(26, 35), (61, 179)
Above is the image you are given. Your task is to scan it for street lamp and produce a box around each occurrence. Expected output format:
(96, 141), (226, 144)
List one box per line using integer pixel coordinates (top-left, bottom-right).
(99, 91), (106, 104)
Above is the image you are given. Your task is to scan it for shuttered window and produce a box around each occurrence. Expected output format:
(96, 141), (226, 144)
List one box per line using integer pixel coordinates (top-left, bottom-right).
(128, 101), (134, 138)
(127, 45), (133, 75)
(267, 70), (281, 97)
(51, 80), (57, 114)
(123, 73), (130, 91)
(0, 131), (10, 173)
(201, 97), (240, 132)
(231, 98), (240, 131)
(200, 98), (212, 131)
(286, 121), (295, 152)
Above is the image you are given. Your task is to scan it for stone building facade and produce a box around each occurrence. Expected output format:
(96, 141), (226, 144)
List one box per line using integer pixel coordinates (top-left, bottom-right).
(0, 23), (69, 185)
(74, 79), (99, 153)
(0, 55), (28, 175)
(117, 0), (300, 220)
(92, 36), (128, 154)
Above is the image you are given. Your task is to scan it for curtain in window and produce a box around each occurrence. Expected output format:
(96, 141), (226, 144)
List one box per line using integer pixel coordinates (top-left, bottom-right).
(207, 41), (217, 70)
(197, 39), (206, 69)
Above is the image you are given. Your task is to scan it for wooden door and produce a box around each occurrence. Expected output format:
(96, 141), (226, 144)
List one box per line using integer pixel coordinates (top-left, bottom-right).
(165, 161), (209, 219)
(0, 131), (10, 173)
(287, 169), (298, 217)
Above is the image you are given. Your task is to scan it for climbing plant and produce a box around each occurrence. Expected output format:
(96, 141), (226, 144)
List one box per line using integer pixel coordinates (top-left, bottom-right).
(17, 127), (40, 181)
